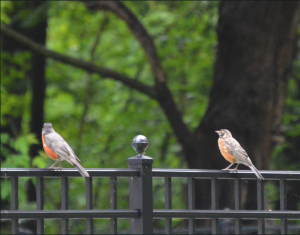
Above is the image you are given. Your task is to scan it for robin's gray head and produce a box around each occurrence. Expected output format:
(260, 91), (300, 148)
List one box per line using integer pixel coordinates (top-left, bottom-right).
(215, 129), (232, 138)
(42, 123), (54, 135)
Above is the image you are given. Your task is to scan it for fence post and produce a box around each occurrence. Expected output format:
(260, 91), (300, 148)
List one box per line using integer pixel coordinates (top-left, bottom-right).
(128, 135), (153, 234)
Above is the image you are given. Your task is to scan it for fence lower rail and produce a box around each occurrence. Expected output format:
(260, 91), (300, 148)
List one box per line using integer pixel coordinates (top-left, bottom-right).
(3, 209), (299, 220)
(1, 210), (139, 219)
(153, 209), (300, 219)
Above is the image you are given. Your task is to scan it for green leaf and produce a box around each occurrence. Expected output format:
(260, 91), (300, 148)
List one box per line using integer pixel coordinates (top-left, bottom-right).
(14, 133), (38, 155)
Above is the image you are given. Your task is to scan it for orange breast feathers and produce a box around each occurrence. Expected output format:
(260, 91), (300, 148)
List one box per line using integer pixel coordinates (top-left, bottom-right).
(218, 138), (236, 164)
(42, 135), (59, 160)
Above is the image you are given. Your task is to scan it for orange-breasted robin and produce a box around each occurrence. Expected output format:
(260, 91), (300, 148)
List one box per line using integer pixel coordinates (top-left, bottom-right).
(42, 123), (89, 177)
(216, 129), (264, 180)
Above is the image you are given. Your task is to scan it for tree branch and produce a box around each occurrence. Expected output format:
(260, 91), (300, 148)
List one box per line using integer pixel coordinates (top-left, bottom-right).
(77, 15), (109, 154)
(83, 1), (166, 83)
(83, 1), (196, 154)
(1, 25), (157, 99)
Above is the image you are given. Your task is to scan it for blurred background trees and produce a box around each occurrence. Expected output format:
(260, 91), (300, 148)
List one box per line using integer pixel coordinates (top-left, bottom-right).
(1, 1), (300, 233)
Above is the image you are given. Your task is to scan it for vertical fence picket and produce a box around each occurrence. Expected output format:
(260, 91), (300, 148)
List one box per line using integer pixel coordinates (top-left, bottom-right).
(11, 177), (19, 234)
(280, 179), (287, 234)
(257, 180), (265, 234)
(211, 177), (219, 234)
(234, 178), (242, 234)
(86, 177), (93, 234)
(164, 177), (172, 234)
(110, 176), (118, 234)
(61, 176), (69, 234)
(188, 177), (196, 234)
(36, 177), (44, 234)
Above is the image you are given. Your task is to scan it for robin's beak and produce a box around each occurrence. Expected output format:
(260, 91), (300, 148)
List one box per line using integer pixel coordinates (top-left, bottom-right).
(215, 130), (220, 135)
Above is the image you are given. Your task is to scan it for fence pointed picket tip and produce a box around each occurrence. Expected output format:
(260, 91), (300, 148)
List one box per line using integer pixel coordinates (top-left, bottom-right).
(132, 135), (149, 157)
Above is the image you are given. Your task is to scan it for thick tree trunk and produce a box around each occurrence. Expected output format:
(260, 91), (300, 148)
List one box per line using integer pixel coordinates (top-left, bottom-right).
(192, 1), (300, 210)
(19, 1), (48, 204)
(28, 2), (47, 167)
(2, 2), (47, 232)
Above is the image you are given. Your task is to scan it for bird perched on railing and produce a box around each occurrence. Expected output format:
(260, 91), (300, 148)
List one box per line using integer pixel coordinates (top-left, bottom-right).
(215, 129), (264, 180)
(42, 123), (89, 177)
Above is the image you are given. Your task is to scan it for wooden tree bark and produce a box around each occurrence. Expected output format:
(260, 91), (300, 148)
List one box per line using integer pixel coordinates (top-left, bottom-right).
(2, 2), (47, 206)
(27, 2), (47, 167)
(26, 2), (47, 209)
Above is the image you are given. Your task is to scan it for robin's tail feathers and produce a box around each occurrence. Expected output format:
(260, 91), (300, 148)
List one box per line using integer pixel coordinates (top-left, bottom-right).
(70, 161), (89, 177)
(249, 165), (264, 180)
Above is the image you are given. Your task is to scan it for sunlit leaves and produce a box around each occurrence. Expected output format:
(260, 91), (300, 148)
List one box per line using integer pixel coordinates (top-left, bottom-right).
(1, 51), (32, 126)
(1, 133), (38, 168)
(1, 1), (13, 24)
(45, 89), (77, 119)
(32, 151), (48, 168)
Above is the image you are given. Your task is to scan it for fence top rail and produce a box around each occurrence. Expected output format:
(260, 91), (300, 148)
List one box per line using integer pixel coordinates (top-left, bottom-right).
(0, 168), (138, 178)
(1, 168), (299, 179)
(152, 169), (300, 180)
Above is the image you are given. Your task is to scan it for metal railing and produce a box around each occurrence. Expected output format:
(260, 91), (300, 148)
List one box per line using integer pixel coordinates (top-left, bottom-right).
(1, 135), (300, 234)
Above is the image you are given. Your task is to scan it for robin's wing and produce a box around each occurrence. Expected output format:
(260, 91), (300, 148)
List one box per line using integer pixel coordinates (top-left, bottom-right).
(63, 142), (81, 162)
(223, 137), (252, 165)
(44, 132), (76, 161)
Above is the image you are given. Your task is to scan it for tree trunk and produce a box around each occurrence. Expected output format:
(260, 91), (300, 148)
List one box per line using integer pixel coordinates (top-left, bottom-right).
(192, 1), (300, 211)
(21, 1), (48, 204)
(2, 2), (47, 233)
(28, 2), (47, 167)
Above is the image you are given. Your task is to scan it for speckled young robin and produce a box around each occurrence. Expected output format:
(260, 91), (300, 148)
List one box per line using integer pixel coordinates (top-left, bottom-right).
(216, 129), (264, 180)
(42, 123), (89, 177)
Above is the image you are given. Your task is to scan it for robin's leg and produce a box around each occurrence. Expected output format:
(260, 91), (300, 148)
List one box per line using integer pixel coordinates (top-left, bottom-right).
(231, 164), (240, 172)
(48, 160), (60, 169)
(58, 161), (65, 169)
(223, 163), (234, 170)
(52, 161), (65, 169)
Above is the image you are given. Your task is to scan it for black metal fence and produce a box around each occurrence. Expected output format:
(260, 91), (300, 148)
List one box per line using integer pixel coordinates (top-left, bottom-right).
(1, 137), (300, 234)
(2, 163), (300, 234)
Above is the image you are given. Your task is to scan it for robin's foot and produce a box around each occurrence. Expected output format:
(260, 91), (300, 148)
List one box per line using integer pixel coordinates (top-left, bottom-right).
(229, 169), (239, 173)
(49, 167), (63, 169)
(222, 168), (230, 171)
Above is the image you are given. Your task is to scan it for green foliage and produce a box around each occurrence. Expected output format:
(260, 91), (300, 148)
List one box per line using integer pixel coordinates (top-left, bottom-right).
(1, 51), (31, 126)
(1, 1), (13, 24)
(1, 132), (39, 216)
(44, 1), (218, 173)
(1, 132), (38, 168)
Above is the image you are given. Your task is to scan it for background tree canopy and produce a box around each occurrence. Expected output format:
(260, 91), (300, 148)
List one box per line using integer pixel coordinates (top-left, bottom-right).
(1, 1), (300, 234)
